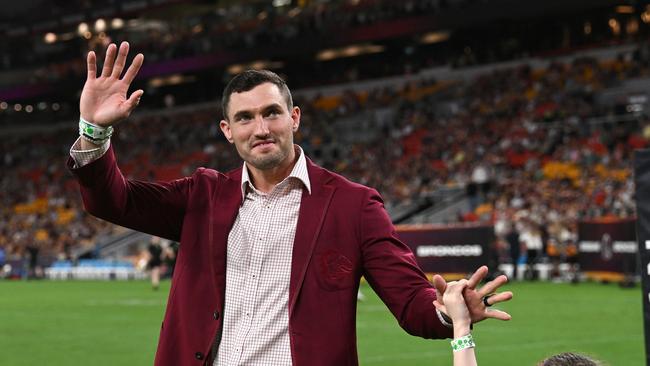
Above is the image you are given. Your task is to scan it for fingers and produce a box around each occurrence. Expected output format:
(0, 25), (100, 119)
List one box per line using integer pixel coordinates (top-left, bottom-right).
(485, 291), (513, 306)
(111, 41), (130, 79)
(432, 274), (447, 298)
(478, 274), (508, 297)
(467, 265), (488, 289)
(485, 308), (512, 321)
(122, 53), (144, 85)
(124, 89), (144, 112)
(87, 51), (96, 80)
(447, 279), (469, 294)
(101, 43), (118, 78)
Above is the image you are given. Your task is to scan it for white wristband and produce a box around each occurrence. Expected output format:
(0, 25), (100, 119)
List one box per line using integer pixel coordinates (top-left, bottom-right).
(79, 117), (113, 142)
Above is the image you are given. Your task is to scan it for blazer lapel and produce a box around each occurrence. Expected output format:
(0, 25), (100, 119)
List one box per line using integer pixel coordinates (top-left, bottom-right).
(289, 161), (335, 314)
(210, 170), (242, 293)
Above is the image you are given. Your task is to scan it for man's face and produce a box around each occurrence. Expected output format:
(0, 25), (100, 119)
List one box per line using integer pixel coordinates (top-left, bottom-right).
(220, 83), (300, 170)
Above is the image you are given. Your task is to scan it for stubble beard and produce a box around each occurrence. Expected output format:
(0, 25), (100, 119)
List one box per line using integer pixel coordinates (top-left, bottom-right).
(248, 150), (285, 170)
(246, 142), (290, 171)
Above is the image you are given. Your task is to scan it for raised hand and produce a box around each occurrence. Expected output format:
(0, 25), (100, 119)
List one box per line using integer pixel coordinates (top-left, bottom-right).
(433, 266), (513, 324)
(80, 41), (144, 127)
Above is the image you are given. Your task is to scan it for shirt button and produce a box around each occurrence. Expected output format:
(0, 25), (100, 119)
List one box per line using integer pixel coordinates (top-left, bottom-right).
(246, 312), (250, 317)
(252, 274), (256, 278)
(213, 310), (219, 320)
(195, 352), (204, 360)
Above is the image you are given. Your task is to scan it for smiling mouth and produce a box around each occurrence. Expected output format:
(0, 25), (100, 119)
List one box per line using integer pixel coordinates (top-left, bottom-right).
(252, 140), (275, 149)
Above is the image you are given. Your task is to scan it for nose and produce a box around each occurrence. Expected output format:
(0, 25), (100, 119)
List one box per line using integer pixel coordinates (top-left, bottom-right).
(253, 115), (270, 136)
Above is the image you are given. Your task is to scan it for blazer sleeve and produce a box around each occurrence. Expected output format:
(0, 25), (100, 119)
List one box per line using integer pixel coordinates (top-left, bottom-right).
(359, 188), (453, 340)
(67, 144), (192, 242)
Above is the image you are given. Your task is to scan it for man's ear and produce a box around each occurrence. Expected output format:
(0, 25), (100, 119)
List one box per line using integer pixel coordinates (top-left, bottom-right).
(291, 106), (301, 132)
(220, 120), (234, 143)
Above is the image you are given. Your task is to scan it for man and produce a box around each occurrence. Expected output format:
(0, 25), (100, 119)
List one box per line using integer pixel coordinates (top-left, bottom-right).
(68, 42), (513, 366)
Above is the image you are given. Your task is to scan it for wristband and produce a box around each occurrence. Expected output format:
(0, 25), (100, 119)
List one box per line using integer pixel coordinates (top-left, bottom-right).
(451, 334), (475, 352)
(79, 117), (113, 143)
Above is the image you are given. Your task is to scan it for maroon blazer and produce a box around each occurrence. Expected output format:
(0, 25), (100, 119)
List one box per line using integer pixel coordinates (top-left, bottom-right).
(68, 145), (452, 366)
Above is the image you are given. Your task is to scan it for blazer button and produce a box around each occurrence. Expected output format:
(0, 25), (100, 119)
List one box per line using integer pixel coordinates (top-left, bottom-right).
(213, 311), (219, 320)
(195, 352), (204, 360)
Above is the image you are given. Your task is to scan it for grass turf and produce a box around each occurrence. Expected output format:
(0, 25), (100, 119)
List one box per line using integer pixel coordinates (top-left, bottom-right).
(0, 280), (643, 365)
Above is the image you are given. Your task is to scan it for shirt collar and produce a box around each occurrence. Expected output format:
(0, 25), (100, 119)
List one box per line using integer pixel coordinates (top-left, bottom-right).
(240, 145), (311, 199)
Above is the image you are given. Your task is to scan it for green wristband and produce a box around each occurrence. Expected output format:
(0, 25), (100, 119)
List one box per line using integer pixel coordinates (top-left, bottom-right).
(451, 334), (475, 352)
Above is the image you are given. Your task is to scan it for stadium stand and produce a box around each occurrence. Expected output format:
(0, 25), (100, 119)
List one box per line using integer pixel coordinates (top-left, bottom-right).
(1, 0), (649, 280)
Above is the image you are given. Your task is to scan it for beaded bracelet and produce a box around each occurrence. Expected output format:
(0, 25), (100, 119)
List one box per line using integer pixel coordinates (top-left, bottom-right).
(451, 334), (475, 352)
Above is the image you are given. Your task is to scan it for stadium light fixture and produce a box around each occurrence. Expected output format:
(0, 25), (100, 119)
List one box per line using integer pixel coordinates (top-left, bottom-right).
(111, 18), (124, 29)
(78, 22), (89, 35)
(95, 19), (107, 32)
(227, 60), (285, 75)
(0, 102), (7, 110)
(14, 104), (22, 112)
(148, 74), (197, 88)
(44, 32), (57, 44)
(52, 103), (60, 111)
(25, 105), (33, 113)
(609, 18), (621, 35)
(272, 0), (291, 7)
(316, 44), (385, 61)
(642, 11), (650, 23)
(616, 5), (635, 14)
(584, 22), (592, 35)
(420, 31), (451, 44)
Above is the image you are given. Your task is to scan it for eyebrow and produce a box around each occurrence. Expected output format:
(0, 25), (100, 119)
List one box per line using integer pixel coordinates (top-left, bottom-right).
(232, 103), (284, 121)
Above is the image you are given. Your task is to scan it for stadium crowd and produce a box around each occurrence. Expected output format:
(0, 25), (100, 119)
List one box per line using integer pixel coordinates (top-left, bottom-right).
(1, 41), (648, 277)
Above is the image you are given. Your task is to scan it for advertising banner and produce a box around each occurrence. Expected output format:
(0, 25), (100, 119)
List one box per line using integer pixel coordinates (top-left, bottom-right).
(396, 223), (493, 274)
(578, 219), (638, 275)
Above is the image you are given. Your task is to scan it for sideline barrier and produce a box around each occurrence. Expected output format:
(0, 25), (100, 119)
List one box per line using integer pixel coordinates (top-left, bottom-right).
(44, 259), (147, 280)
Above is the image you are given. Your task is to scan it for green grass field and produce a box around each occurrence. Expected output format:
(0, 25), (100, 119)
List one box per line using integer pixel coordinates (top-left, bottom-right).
(0, 280), (644, 365)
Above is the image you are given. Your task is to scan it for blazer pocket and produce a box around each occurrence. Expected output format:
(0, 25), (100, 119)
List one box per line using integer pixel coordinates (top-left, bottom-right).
(315, 250), (356, 291)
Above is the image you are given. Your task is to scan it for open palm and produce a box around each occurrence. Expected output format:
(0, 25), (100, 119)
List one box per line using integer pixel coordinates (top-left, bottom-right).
(80, 42), (144, 127)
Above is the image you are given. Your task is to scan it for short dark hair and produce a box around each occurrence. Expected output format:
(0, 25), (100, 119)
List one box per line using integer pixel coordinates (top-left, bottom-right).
(221, 70), (293, 120)
(539, 353), (601, 366)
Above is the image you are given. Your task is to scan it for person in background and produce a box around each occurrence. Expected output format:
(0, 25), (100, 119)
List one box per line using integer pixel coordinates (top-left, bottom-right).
(519, 221), (543, 280)
(147, 236), (163, 290)
(505, 223), (521, 280)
